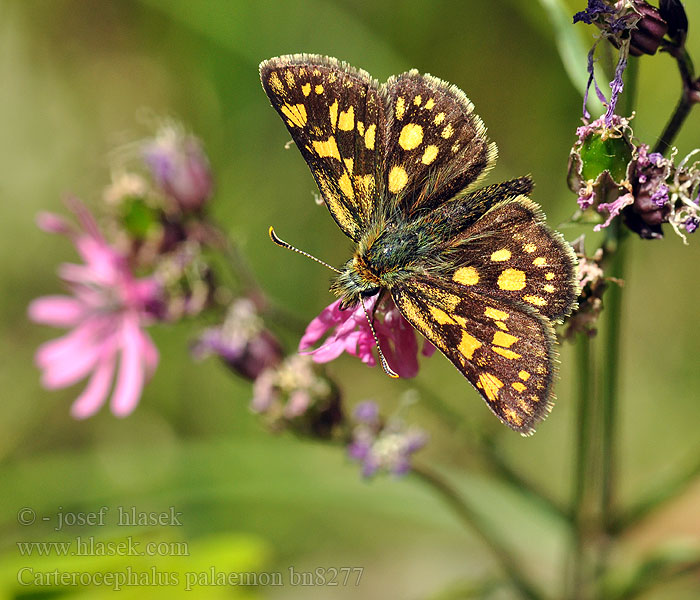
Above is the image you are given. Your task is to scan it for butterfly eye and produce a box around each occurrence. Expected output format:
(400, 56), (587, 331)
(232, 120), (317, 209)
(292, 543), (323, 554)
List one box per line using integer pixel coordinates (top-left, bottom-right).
(360, 287), (380, 298)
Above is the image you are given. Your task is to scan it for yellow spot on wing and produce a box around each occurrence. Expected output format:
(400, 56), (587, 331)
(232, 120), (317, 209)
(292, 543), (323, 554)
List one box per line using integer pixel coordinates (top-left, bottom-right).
(544, 284), (555, 293)
(388, 165), (408, 193)
(493, 347), (521, 360)
(424, 98), (435, 110)
(413, 94), (422, 106)
(343, 158), (354, 175)
(441, 124), (454, 138)
(357, 121), (365, 136)
(512, 382), (527, 392)
(398, 123), (424, 150)
(453, 266), (479, 285)
(284, 70), (295, 88)
(479, 373), (503, 403)
(434, 112), (445, 125)
(519, 371), (530, 381)
(493, 331), (518, 348)
(302, 83), (311, 96)
(491, 249), (511, 262)
(523, 243), (536, 253)
(280, 104), (307, 127)
(421, 145), (439, 164)
(429, 306), (453, 324)
(329, 99), (338, 129)
(268, 72), (284, 94)
(485, 307), (509, 320)
(498, 269), (526, 291)
(459, 331), (482, 360)
(338, 106), (355, 131)
(312, 136), (341, 160)
(315, 84), (324, 94)
(545, 272), (555, 281)
(523, 295), (547, 306)
(338, 172), (354, 199)
(504, 408), (523, 426)
(533, 257), (547, 267)
(365, 124), (376, 150)
(395, 96), (406, 120)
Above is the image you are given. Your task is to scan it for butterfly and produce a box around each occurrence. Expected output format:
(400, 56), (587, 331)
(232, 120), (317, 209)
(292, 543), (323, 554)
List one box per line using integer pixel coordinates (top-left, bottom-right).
(259, 54), (579, 434)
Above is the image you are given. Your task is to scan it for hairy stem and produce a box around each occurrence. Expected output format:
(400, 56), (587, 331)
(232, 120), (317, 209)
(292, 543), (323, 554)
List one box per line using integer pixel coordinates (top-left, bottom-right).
(412, 465), (545, 600)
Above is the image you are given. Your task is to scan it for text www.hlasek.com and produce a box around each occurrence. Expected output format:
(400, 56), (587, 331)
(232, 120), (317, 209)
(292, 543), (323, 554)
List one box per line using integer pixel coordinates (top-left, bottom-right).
(17, 536), (189, 557)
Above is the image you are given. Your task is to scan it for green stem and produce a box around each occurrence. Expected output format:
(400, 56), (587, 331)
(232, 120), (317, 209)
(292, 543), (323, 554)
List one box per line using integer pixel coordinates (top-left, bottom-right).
(599, 220), (627, 536)
(654, 95), (693, 156)
(655, 47), (698, 155)
(412, 465), (545, 600)
(568, 333), (596, 600)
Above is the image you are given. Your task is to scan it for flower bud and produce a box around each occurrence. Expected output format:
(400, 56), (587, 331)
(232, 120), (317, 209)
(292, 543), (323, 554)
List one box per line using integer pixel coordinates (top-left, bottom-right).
(624, 0), (669, 56)
(192, 298), (283, 380)
(143, 125), (213, 213)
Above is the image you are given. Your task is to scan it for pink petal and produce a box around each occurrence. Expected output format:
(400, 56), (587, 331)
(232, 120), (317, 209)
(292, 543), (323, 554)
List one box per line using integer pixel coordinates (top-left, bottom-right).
(110, 316), (146, 417)
(28, 296), (86, 328)
(70, 353), (117, 419)
(36, 212), (72, 234)
(35, 318), (104, 371)
(299, 299), (344, 351)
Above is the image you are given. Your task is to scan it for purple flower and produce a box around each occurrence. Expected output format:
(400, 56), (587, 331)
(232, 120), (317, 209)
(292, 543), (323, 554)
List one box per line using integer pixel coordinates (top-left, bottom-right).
(685, 216), (699, 233)
(594, 192), (635, 231)
(143, 124), (213, 213)
(28, 203), (162, 419)
(299, 294), (435, 379)
(191, 298), (283, 380)
(347, 402), (427, 478)
(573, 0), (614, 25)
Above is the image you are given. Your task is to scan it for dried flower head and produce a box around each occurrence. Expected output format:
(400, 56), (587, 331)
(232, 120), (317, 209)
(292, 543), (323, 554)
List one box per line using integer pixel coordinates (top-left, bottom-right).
(252, 354), (342, 436)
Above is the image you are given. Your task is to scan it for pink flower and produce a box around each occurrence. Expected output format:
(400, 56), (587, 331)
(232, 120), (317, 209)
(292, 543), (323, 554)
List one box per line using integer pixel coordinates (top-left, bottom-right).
(299, 294), (435, 379)
(28, 204), (162, 419)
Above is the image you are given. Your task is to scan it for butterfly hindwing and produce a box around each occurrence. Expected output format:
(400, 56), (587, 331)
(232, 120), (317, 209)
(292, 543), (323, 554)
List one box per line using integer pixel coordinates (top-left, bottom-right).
(380, 71), (498, 216)
(392, 276), (556, 434)
(438, 196), (579, 322)
(260, 54), (386, 241)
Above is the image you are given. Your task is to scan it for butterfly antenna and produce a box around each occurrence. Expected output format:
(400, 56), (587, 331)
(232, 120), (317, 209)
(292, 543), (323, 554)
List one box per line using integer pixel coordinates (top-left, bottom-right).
(360, 296), (399, 379)
(269, 226), (341, 274)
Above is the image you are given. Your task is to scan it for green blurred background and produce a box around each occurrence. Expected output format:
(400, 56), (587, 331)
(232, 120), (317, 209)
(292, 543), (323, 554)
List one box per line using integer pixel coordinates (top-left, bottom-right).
(2, 1), (699, 598)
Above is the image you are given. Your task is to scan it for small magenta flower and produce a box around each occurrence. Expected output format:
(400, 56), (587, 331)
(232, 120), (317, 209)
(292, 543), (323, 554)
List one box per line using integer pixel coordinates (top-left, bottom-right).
(191, 298), (283, 380)
(251, 354), (342, 436)
(299, 294), (435, 379)
(143, 124), (213, 213)
(347, 401), (427, 478)
(28, 202), (162, 419)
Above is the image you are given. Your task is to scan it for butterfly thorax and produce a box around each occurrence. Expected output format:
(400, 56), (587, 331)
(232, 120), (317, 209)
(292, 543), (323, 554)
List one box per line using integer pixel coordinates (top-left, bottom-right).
(331, 219), (433, 308)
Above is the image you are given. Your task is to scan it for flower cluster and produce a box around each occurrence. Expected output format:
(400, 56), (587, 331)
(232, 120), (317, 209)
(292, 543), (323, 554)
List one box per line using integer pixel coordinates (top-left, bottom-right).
(568, 115), (700, 240)
(347, 401), (427, 478)
(29, 124), (216, 418)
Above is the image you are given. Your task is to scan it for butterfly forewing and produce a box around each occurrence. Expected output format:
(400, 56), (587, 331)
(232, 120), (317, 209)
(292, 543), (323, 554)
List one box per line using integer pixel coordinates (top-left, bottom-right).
(380, 71), (497, 216)
(260, 55), (385, 240)
(392, 276), (556, 434)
